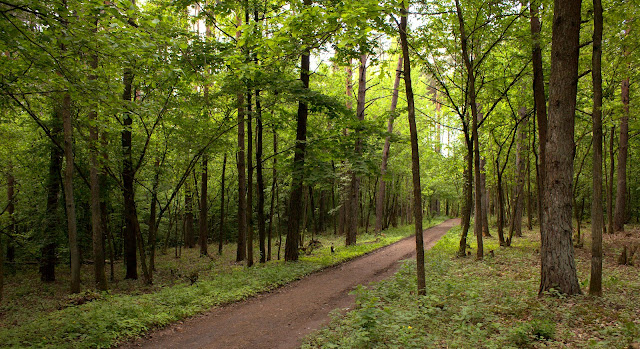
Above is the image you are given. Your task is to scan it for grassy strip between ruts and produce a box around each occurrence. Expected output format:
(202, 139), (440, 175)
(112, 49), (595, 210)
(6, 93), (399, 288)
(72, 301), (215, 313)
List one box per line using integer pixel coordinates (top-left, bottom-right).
(302, 225), (640, 349)
(0, 218), (445, 349)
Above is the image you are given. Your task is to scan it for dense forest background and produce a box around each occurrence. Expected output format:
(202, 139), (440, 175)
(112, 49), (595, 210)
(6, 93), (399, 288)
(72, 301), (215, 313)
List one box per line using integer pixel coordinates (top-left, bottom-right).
(0, 0), (638, 325)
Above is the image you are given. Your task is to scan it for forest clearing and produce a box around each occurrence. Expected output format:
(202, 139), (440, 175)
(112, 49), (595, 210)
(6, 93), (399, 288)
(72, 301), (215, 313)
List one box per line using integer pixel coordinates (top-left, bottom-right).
(1, 0), (639, 348)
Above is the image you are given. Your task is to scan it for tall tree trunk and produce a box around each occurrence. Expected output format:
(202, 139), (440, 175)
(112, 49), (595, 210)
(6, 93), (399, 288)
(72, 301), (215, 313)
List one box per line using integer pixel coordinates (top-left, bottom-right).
(199, 156), (208, 256)
(455, 0), (483, 259)
(219, 154), (227, 255)
(284, 0), (312, 261)
(267, 130), (277, 261)
(256, 90), (266, 263)
(2, 170), (15, 300)
(496, 169), (506, 245)
(376, 55), (403, 233)
(122, 67), (138, 280)
(480, 155), (490, 237)
(400, 3), (426, 295)
(539, 0), (582, 296)
(246, 91), (254, 266)
(458, 149), (473, 256)
(236, 92), (247, 262)
(589, 0), (603, 296)
(509, 107), (528, 244)
(346, 54), (367, 246)
(149, 159), (160, 274)
(61, 92), (80, 294)
(531, 0), (547, 234)
(89, 32), (107, 290)
(607, 126), (615, 234)
(41, 95), (63, 283)
(235, 13), (247, 263)
(89, 86), (107, 291)
(184, 178), (195, 248)
(614, 49), (630, 232)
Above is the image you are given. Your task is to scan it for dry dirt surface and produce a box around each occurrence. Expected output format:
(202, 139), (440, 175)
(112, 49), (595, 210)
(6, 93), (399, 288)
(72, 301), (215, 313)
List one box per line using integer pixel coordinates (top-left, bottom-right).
(121, 219), (459, 349)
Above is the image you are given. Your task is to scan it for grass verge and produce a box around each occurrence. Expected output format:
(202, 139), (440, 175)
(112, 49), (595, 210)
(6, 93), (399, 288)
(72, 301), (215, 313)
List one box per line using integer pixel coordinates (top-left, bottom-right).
(0, 217), (445, 348)
(302, 225), (640, 349)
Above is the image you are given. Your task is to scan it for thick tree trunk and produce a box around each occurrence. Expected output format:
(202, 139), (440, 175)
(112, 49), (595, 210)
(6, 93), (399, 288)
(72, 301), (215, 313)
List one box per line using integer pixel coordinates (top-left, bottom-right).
(284, 6), (311, 261)
(539, 0), (582, 296)
(614, 72), (630, 232)
(61, 92), (80, 294)
(219, 153), (227, 255)
(375, 55), (403, 233)
(199, 157), (208, 256)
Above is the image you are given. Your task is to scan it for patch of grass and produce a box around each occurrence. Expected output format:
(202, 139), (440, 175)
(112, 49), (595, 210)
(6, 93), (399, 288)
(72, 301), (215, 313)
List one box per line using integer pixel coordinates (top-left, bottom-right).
(303, 224), (640, 349)
(0, 218), (445, 348)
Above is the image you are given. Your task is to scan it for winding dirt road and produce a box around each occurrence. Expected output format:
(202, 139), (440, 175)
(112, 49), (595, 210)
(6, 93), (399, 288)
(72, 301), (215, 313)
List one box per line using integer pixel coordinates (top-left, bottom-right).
(122, 219), (459, 349)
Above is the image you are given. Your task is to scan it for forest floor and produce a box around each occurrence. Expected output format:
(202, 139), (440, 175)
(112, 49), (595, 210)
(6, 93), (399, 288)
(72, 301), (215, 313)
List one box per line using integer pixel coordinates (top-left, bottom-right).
(119, 219), (459, 349)
(303, 223), (640, 348)
(0, 217), (448, 348)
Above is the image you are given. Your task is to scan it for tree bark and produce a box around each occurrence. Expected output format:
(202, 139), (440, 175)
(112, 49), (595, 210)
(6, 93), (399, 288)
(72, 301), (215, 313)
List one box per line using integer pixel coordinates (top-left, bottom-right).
(375, 55), (403, 234)
(607, 126), (615, 234)
(458, 149), (473, 256)
(199, 156), (208, 256)
(346, 54), (367, 246)
(122, 67), (138, 280)
(539, 0), (582, 296)
(219, 153), (227, 255)
(246, 91), (254, 267)
(61, 92), (80, 293)
(149, 159), (160, 275)
(236, 91), (247, 262)
(588, 0), (603, 296)
(508, 107), (528, 244)
(455, 0), (483, 259)
(40, 90), (63, 283)
(284, 1), (311, 261)
(614, 54), (630, 232)
(184, 178), (195, 248)
(235, 12), (247, 262)
(399, 3), (426, 295)
(531, 0), (547, 234)
(267, 130), (277, 261)
(256, 88), (266, 263)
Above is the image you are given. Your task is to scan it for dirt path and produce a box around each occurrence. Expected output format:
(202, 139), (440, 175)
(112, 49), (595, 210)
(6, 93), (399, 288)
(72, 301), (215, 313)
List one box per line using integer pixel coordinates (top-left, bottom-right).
(122, 219), (459, 349)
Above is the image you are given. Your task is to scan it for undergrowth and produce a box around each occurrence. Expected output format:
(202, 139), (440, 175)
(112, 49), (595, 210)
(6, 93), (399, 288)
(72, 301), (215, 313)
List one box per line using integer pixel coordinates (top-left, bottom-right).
(0, 218), (445, 348)
(303, 225), (640, 349)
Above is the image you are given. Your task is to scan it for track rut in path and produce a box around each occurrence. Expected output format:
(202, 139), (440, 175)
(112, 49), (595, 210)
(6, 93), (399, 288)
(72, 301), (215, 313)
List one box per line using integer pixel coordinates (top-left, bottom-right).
(122, 218), (460, 349)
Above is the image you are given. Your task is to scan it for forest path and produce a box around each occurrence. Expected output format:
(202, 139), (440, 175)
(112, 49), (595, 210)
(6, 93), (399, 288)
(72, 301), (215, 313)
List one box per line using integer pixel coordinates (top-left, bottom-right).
(121, 218), (459, 349)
